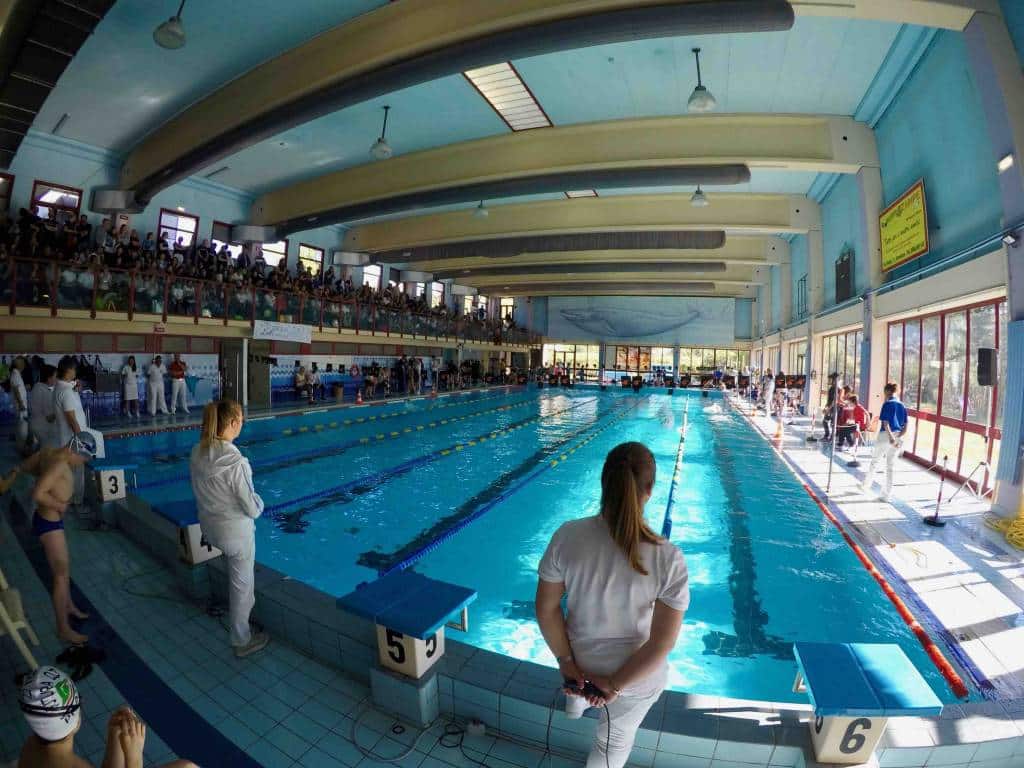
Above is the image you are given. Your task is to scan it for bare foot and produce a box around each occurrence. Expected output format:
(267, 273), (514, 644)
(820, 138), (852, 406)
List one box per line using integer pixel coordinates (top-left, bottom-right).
(118, 712), (146, 768)
(59, 628), (89, 645)
(102, 708), (130, 768)
(69, 603), (90, 620)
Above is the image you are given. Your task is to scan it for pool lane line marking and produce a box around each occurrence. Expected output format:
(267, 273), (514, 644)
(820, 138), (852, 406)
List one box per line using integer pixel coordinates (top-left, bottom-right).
(730, 395), (973, 700)
(369, 396), (647, 575)
(265, 395), (599, 518)
(660, 401), (689, 539)
(136, 392), (547, 489)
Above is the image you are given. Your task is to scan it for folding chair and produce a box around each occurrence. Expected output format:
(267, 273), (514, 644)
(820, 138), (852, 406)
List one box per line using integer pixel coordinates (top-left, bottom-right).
(0, 566), (40, 670)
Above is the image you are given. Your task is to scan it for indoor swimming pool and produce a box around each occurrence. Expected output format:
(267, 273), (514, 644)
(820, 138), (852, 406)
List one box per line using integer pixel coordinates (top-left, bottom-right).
(107, 387), (969, 704)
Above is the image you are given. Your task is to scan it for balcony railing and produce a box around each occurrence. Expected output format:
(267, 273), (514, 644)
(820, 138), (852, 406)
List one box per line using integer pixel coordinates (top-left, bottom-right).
(1, 258), (539, 346)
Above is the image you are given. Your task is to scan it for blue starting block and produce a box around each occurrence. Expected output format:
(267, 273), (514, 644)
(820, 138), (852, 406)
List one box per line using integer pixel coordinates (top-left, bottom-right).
(793, 642), (943, 764)
(338, 570), (476, 679)
(151, 499), (221, 566)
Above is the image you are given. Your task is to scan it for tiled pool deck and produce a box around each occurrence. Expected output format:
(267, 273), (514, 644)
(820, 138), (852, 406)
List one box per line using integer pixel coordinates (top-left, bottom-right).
(2, 388), (1024, 768)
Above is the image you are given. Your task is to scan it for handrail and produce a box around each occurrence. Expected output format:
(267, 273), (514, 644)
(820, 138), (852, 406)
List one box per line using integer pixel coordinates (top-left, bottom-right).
(2, 256), (540, 346)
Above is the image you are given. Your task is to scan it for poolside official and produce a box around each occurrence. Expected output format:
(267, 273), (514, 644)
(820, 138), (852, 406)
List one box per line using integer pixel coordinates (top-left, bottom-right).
(860, 382), (908, 501)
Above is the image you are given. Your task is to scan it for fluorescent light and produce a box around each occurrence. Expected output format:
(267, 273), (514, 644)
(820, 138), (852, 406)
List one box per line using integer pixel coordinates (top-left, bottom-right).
(565, 190), (598, 198)
(464, 62), (551, 131)
(176, 205), (185, 212)
(998, 153), (1015, 173)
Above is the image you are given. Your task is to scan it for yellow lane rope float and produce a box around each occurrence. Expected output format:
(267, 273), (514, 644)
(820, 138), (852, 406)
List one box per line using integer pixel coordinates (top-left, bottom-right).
(985, 513), (1024, 550)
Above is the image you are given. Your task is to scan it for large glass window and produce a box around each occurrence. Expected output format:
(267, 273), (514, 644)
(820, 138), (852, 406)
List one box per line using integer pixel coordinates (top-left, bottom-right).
(886, 298), (1005, 491)
(431, 282), (444, 308)
(298, 243), (324, 275)
(362, 264), (381, 290)
(260, 240), (288, 267)
(211, 220), (242, 260)
(818, 328), (861, 407)
(541, 344), (600, 372)
(0, 173), (15, 215)
(788, 341), (806, 376)
(32, 180), (81, 224)
(500, 297), (515, 321)
(158, 208), (199, 249)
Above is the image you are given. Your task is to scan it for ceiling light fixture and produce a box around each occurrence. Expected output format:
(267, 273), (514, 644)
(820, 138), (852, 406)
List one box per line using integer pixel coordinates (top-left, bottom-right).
(998, 153), (1015, 173)
(472, 201), (489, 219)
(153, 0), (187, 49)
(369, 105), (393, 160)
(690, 186), (709, 208)
(687, 48), (716, 113)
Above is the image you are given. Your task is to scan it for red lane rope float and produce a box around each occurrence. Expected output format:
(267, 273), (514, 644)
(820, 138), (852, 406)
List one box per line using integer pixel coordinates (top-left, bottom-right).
(730, 395), (970, 700)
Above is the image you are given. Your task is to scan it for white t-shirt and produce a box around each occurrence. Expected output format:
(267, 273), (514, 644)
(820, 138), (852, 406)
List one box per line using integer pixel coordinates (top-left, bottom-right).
(147, 363), (166, 385)
(121, 365), (139, 400)
(29, 383), (56, 443)
(538, 515), (689, 692)
(9, 368), (27, 412)
(53, 379), (86, 446)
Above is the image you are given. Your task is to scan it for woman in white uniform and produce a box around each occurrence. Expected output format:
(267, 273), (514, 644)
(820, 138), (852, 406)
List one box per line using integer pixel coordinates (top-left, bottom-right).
(189, 399), (269, 658)
(536, 442), (689, 768)
(121, 355), (140, 418)
(28, 364), (58, 450)
(146, 355), (168, 416)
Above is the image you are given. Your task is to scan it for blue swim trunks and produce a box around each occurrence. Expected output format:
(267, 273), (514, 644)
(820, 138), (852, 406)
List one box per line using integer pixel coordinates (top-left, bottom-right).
(32, 512), (64, 537)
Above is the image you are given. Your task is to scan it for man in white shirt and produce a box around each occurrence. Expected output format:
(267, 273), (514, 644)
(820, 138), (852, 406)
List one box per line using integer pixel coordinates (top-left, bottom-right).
(29, 364), (59, 450)
(53, 357), (88, 507)
(146, 355), (169, 416)
(9, 356), (29, 453)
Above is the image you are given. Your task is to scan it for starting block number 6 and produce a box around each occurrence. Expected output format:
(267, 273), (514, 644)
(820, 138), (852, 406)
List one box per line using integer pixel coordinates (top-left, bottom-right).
(811, 715), (885, 764)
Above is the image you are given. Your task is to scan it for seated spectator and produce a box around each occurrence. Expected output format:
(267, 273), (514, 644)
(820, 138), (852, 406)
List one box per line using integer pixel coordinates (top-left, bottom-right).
(17, 665), (197, 768)
(836, 393), (869, 449)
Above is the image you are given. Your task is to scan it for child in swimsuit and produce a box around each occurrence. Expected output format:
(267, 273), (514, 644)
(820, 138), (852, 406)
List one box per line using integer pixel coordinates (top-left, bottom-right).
(2, 436), (96, 645)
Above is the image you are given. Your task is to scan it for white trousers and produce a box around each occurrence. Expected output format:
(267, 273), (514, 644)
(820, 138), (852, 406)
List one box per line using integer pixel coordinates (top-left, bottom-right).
(863, 432), (899, 496)
(147, 381), (168, 415)
(170, 379), (189, 413)
(566, 684), (664, 768)
(212, 532), (256, 647)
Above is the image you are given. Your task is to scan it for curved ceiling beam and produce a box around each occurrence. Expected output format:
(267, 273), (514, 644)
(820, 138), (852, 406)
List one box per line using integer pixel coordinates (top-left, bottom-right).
(496, 280), (734, 296)
(374, 231), (728, 264)
(256, 113), (873, 232)
(431, 261), (732, 280)
(120, 0), (794, 201)
(790, 0), (998, 29)
(344, 194), (820, 253)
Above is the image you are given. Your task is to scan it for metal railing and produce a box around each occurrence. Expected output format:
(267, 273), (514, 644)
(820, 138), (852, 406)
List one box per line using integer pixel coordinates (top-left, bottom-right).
(1, 257), (539, 346)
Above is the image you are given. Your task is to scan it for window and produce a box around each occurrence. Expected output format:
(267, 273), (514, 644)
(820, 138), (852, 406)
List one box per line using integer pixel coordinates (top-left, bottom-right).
(541, 343), (600, 371)
(818, 329), (862, 408)
(0, 173), (14, 216)
(796, 274), (808, 320)
(500, 297), (515, 321)
(158, 208), (199, 250)
(298, 243), (324, 275)
(431, 282), (444, 308)
(788, 341), (806, 376)
(886, 298), (1006, 491)
(363, 264), (381, 290)
(211, 220), (242, 260)
(32, 180), (82, 224)
(260, 240), (288, 267)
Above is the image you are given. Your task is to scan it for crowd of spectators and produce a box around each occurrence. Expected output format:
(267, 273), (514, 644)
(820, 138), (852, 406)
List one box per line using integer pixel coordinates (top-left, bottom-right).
(0, 206), (527, 343)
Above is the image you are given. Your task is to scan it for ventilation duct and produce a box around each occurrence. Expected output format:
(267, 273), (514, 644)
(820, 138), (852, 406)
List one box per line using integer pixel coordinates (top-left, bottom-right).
(131, 0), (794, 200)
(0, 0), (116, 169)
(435, 262), (728, 280)
(281, 166), (748, 233)
(376, 230), (727, 262)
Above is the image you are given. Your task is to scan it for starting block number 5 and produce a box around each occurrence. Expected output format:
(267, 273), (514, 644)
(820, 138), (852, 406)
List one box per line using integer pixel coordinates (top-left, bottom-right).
(376, 625), (444, 679)
(97, 469), (126, 501)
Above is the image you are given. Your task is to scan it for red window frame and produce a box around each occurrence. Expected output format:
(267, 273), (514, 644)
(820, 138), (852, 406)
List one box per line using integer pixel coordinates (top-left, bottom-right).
(260, 238), (289, 269)
(298, 242), (325, 274)
(157, 207), (200, 250)
(886, 297), (1005, 492)
(31, 179), (82, 221)
(0, 172), (15, 215)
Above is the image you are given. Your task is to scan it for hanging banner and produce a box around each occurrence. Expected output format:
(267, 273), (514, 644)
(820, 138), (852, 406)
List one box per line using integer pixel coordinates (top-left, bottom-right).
(879, 179), (929, 272)
(253, 320), (312, 344)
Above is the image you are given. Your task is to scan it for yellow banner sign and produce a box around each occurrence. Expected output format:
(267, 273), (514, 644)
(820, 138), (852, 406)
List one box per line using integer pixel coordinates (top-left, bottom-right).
(879, 180), (929, 272)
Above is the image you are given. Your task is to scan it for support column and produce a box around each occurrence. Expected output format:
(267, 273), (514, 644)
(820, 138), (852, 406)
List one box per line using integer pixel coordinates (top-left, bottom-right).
(803, 321), (814, 414)
(964, 10), (1024, 516)
(807, 228), (825, 316)
(671, 347), (680, 377)
(779, 254), (793, 330)
(857, 166), (886, 413)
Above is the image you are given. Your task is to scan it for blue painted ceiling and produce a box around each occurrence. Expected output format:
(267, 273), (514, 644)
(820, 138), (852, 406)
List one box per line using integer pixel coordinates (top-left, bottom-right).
(30, 3), (918, 213)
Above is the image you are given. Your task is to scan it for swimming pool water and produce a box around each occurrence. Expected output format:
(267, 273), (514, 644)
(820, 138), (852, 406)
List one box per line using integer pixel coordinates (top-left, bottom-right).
(110, 387), (967, 703)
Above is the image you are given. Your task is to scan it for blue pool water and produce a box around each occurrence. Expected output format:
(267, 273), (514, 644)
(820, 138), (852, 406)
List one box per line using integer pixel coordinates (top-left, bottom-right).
(109, 387), (965, 703)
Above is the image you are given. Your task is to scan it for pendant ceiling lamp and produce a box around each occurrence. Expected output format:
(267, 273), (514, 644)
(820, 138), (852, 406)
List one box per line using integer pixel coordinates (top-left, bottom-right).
(153, 0), (187, 49)
(690, 186), (709, 208)
(369, 105), (393, 160)
(687, 47), (716, 113)
(472, 201), (489, 219)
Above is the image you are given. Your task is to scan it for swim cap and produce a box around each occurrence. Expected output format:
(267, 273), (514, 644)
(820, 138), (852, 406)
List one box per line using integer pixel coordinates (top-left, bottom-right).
(19, 666), (81, 742)
(69, 432), (97, 459)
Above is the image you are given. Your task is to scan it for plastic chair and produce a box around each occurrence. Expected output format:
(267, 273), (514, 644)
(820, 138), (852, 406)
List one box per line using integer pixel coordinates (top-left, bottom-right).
(0, 566), (40, 670)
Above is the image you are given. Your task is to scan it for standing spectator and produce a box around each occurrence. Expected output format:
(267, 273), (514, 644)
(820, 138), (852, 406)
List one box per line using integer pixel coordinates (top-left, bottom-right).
(142, 231), (155, 254)
(121, 355), (140, 419)
(168, 353), (190, 414)
(53, 357), (87, 510)
(146, 355), (169, 416)
(29, 364), (58, 449)
(94, 217), (109, 250)
(189, 399), (269, 658)
(822, 372), (839, 441)
(860, 382), (908, 501)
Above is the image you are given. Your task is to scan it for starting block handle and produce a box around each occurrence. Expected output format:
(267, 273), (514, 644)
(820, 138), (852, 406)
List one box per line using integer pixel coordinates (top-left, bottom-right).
(445, 606), (470, 633)
(793, 671), (806, 694)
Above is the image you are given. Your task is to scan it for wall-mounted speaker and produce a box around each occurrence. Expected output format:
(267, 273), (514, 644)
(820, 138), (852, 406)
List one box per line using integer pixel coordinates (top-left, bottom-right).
(977, 347), (997, 387)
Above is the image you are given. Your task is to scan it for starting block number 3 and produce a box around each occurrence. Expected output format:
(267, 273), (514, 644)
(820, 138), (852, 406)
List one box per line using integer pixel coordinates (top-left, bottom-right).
(376, 625), (445, 679)
(97, 469), (126, 501)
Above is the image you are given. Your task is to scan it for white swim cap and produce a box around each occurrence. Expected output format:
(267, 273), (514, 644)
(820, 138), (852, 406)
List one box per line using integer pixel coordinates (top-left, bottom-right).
(19, 666), (81, 742)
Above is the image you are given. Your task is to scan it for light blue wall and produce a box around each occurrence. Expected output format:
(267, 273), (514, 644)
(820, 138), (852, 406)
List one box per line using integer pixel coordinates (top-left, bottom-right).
(875, 31), (1003, 280)
(790, 235), (808, 324)
(820, 174), (865, 309)
(734, 299), (753, 340)
(769, 264), (782, 330)
(513, 296), (548, 335)
(8, 131), (344, 268)
(1001, 0), (1024, 67)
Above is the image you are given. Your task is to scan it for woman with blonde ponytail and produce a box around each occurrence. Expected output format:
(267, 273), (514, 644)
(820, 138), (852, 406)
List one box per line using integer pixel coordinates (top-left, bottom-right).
(536, 442), (689, 768)
(189, 399), (269, 658)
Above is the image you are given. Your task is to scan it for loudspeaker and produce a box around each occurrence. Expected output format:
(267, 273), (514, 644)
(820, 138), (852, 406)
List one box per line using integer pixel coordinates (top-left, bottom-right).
(977, 347), (997, 387)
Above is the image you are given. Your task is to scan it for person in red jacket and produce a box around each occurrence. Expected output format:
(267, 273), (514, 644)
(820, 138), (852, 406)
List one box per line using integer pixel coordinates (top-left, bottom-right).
(836, 394), (869, 449)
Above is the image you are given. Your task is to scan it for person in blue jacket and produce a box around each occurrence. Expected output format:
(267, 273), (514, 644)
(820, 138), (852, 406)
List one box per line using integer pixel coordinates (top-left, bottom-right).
(860, 382), (909, 501)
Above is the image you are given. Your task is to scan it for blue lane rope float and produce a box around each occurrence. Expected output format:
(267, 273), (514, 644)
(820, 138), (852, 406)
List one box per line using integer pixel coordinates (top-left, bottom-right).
(378, 397), (648, 576)
(661, 403), (688, 539)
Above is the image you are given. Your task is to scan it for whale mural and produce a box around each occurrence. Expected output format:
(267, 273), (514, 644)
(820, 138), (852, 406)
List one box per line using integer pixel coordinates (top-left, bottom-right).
(548, 297), (734, 345)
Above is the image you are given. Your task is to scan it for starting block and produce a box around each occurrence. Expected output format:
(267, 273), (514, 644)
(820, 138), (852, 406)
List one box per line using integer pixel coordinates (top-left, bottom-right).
(793, 642), (943, 764)
(153, 500), (222, 566)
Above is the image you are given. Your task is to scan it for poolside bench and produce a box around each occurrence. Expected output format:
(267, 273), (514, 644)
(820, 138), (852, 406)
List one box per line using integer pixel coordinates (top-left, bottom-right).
(151, 500), (222, 566)
(337, 570), (477, 680)
(793, 642), (943, 764)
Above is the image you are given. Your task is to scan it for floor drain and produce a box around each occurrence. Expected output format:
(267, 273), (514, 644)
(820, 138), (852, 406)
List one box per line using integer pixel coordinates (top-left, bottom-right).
(392, 724), (405, 735)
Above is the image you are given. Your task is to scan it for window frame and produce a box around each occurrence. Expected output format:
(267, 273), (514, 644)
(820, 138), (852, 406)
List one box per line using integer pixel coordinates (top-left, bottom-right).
(211, 219), (243, 260)
(260, 239), (289, 268)
(0, 172), (14, 216)
(158, 207), (200, 251)
(32, 179), (82, 222)
(362, 263), (381, 290)
(298, 242), (325, 274)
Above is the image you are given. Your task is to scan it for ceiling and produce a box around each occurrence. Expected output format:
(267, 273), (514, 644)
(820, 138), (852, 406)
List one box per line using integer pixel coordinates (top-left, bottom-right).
(17, 0), (972, 298)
